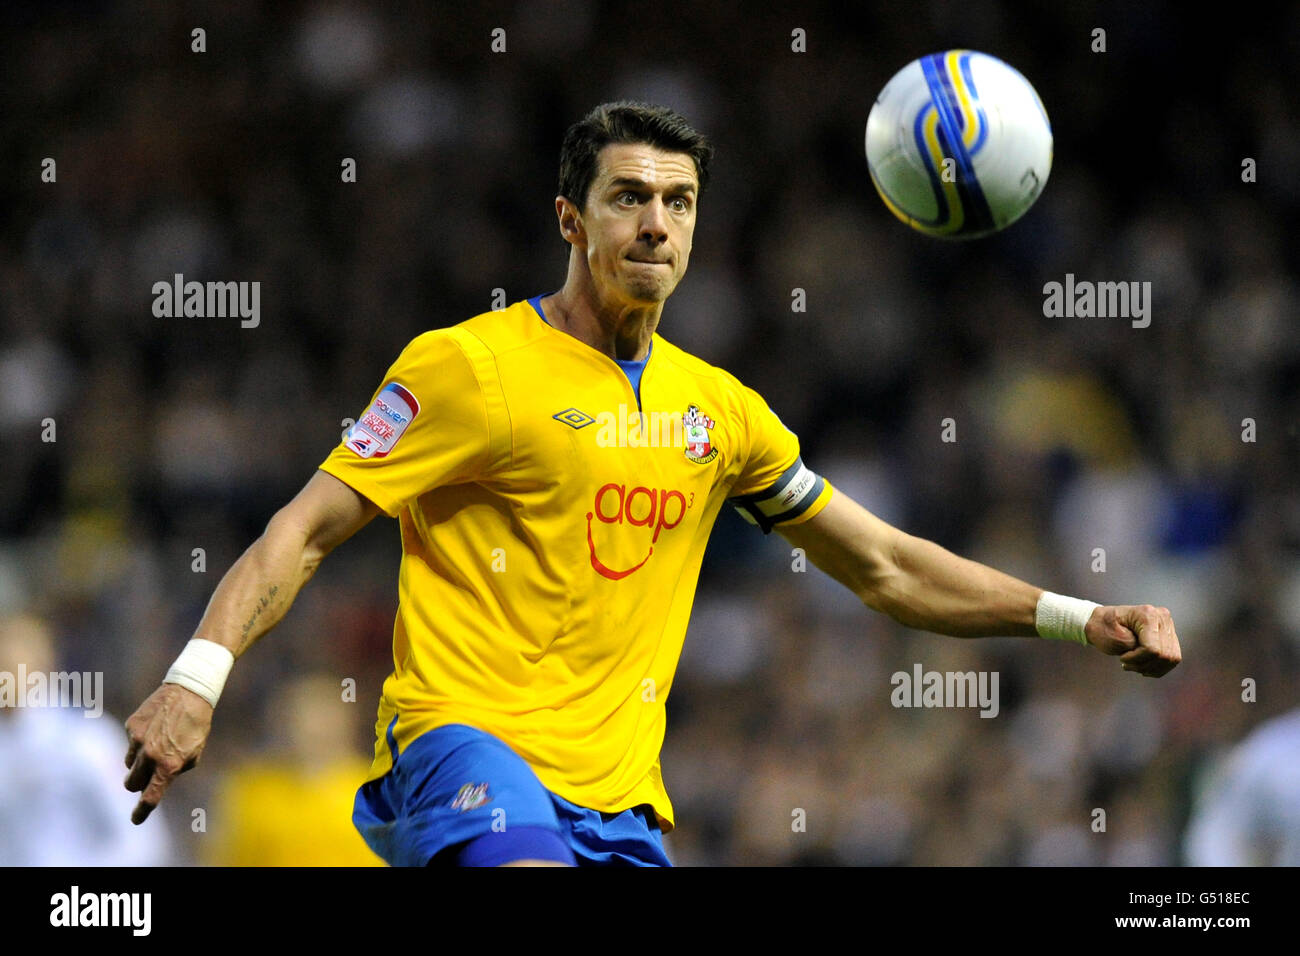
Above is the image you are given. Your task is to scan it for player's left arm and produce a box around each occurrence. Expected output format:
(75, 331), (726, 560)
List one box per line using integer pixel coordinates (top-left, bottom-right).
(776, 488), (1182, 677)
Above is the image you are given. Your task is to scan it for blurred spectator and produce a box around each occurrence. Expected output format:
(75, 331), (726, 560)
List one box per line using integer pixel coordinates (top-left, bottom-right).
(0, 613), (173, 865)
(201, 673), (383, 866)
(1184, 706), (1300, 866)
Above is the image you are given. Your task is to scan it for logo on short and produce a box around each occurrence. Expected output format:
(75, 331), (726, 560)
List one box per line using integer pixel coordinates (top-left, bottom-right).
(451, 782), (491, 812)
(346, 382), (420, 458)
(683, 404), (718, 464)
(553, 407), (596, 429)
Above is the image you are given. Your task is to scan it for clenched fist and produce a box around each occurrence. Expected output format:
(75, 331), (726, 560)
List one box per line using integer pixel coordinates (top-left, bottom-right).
(1085, 604), (1182, 678)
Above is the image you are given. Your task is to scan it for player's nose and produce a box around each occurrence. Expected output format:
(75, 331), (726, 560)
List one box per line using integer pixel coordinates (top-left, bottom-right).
(638, 196), (669, 243)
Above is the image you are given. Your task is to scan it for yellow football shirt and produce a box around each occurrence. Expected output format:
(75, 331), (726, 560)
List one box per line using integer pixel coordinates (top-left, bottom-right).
(318, 293), (834, 831)
(203, 758), (386, 866)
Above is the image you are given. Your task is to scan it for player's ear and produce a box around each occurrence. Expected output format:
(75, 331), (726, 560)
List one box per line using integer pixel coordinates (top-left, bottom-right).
(556, 196), (584, 245)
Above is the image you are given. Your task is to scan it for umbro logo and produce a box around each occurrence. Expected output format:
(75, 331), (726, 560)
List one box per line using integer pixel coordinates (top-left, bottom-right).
(553, 407), (595, 429)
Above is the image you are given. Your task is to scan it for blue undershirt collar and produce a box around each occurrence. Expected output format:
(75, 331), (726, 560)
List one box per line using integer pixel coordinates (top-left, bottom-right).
(528, 291), (652, 402)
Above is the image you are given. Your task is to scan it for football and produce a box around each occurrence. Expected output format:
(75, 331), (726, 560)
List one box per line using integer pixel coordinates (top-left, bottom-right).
(865, 49), (1053, 238)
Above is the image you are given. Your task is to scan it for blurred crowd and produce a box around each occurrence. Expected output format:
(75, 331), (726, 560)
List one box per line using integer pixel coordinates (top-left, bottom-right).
(1, 1), (1297, 865)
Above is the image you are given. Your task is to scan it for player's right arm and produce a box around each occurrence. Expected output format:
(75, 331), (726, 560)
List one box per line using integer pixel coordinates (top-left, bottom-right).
(123, 470), (379, 824)
(125, 329), (496, 825)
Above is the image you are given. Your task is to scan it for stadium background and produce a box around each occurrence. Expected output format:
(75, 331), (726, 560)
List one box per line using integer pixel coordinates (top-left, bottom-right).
(1, 0), (1297, 865)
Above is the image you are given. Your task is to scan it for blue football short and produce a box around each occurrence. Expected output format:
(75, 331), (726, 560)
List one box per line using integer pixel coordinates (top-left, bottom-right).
(352, 721), (672, 867)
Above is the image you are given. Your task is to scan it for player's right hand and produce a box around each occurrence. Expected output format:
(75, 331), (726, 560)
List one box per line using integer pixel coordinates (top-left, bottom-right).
(124, 683), (214, 824)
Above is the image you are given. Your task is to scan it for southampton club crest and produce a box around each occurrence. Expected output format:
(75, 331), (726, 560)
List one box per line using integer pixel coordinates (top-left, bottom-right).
(683, 404), (719, 464)
(450, 782), (491, 812)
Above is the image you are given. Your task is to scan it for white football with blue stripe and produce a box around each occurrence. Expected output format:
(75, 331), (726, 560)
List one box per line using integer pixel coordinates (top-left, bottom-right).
(865, 50), (1053, 239)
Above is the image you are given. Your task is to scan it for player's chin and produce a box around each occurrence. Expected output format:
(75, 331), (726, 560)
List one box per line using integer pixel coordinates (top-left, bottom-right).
(624, 277), (675, 303)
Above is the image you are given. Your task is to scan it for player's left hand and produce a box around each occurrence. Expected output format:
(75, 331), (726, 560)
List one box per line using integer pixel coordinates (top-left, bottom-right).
(1084, 604), (1181, 677)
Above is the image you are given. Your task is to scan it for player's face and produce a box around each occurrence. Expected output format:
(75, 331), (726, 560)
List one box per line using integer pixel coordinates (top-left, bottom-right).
(578, 143), (698, 305)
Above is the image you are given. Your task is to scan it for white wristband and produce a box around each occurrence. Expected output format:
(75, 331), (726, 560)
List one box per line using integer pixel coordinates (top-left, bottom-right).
(1035, 592), (1099, 646)
(164, 639), (235, 707)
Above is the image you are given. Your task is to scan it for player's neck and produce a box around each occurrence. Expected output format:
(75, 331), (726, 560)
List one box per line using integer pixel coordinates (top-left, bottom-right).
(546, 280), (658, 363)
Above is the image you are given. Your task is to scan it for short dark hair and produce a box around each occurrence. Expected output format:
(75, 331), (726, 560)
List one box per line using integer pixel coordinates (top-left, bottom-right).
(558, 100), (714, 213)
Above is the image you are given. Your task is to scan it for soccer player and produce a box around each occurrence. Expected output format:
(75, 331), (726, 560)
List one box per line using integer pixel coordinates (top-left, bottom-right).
(123, 101), (1182, 866)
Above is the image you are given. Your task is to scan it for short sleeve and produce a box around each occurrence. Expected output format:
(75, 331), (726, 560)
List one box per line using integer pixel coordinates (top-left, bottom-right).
(318, 331), (492, 517)
(726, 378), (834, 534)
